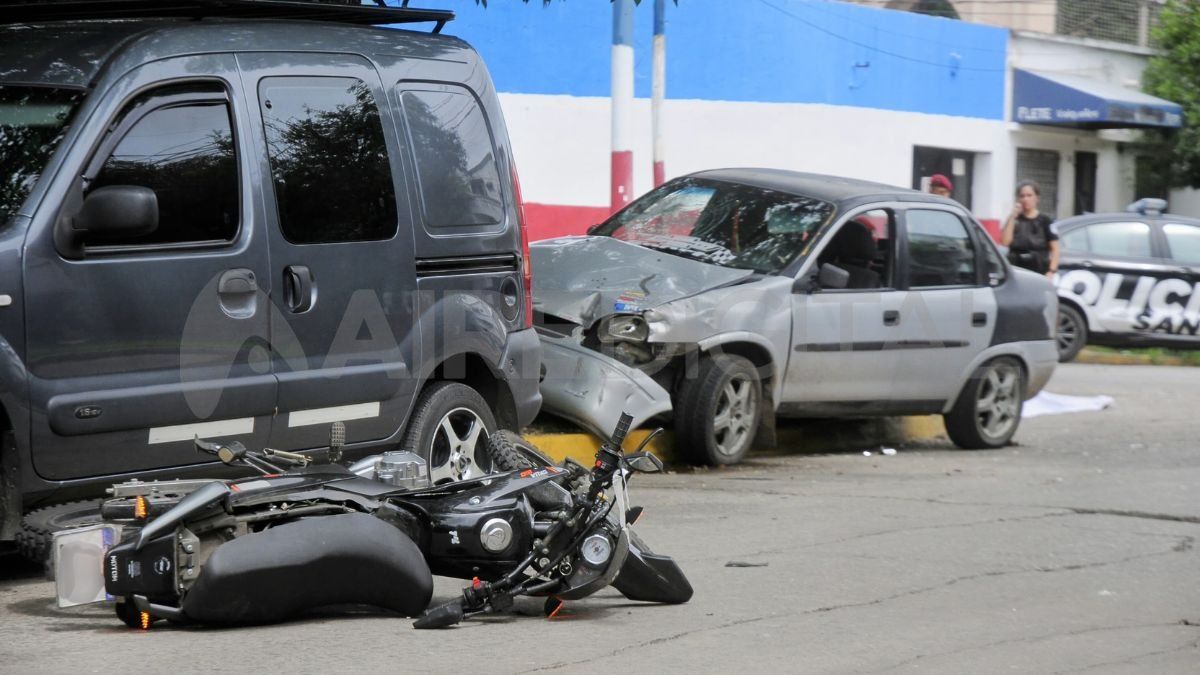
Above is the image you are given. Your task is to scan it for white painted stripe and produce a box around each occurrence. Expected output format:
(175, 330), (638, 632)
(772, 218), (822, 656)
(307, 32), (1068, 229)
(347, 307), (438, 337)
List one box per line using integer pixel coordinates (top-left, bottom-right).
(611, 44), (635, 152)
(652, 35), (666, 164)
(0, 295), (11, 307)
(149, 417), (254, 445)
(287, 401), (380, 428)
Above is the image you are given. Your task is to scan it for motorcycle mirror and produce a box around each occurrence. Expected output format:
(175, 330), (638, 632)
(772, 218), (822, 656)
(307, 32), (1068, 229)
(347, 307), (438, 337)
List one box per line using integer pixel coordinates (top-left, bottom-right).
(624, 452), (664, 474)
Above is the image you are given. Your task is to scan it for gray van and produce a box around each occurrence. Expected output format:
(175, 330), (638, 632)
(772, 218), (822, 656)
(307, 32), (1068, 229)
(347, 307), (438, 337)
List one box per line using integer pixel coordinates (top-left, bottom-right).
(0, 2), (540, 558)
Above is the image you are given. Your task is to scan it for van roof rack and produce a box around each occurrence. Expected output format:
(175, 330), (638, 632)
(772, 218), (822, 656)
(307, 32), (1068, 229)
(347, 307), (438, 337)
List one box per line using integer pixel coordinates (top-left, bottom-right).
(0, 0), (455, 33)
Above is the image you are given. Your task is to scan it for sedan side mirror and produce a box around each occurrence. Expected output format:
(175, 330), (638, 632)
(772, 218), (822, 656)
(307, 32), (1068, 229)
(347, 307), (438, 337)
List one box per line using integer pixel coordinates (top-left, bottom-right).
(818, 263), (850, 290)
(58, 185), (158, 258)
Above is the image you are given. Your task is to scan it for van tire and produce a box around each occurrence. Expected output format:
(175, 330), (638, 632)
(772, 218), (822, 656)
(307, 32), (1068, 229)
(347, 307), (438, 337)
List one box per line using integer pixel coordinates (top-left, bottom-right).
(401, 382), (497, 485)
(16, 500), (105, 564)
(675, 354), (761, 466)
(944, 357), (1024, 450)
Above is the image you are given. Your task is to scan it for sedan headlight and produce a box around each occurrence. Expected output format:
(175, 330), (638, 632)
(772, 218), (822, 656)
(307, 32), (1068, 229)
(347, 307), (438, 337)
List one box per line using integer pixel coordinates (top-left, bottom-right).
(602, 315), (649, 343)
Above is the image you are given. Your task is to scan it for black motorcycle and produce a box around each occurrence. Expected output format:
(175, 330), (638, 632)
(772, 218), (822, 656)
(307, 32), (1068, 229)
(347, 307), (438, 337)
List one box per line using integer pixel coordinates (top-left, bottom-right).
(51, 413), (692, 629)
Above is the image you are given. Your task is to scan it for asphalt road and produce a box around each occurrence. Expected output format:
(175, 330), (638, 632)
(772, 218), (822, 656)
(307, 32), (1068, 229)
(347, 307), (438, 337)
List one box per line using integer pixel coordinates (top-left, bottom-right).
(1, 363), (1197, 673)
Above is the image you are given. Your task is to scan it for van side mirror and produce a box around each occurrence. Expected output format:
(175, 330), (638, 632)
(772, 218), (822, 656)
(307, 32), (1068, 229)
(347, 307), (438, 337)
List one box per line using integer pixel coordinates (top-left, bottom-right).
(78, 185), (158, 238)
(58, 185), (158, 258)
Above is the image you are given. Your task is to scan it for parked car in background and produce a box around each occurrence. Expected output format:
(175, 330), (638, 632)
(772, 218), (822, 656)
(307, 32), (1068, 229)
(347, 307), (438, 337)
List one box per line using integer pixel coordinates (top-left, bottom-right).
(533, 169), (1059, 465)
(1053, 199), (1200, 362)
(0, 1), (540, 560)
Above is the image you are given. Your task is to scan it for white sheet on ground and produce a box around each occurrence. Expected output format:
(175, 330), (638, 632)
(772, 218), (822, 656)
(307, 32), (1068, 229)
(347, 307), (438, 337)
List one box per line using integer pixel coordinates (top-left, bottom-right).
(1023, 391), (1114, 418)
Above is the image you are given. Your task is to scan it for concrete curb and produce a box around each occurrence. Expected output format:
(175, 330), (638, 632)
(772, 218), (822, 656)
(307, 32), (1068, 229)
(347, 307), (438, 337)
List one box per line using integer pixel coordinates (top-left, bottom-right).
(524, 415), (947, 466)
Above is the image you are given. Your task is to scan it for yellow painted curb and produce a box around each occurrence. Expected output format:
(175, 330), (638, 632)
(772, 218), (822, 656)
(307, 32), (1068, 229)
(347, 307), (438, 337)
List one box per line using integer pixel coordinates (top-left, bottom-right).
(525, 415), (947, 466)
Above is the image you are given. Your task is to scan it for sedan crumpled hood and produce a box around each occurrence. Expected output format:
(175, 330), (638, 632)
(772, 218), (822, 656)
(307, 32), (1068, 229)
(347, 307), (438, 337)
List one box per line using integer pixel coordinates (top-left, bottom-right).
(531, 236), (755, 327)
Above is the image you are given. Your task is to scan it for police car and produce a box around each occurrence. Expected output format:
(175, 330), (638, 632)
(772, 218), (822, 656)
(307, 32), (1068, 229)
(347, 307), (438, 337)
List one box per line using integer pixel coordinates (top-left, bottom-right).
(1054, 199), (1200, 361)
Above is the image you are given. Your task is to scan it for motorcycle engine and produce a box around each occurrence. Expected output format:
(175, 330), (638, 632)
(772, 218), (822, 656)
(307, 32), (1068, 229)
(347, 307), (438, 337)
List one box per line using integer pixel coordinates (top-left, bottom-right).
(350, 451), (431, 490)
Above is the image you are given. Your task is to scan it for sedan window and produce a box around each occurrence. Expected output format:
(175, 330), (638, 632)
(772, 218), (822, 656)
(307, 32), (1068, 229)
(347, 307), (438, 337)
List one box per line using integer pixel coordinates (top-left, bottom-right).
(1164, 223), (1200, 265)
(904, 209), (976, 287)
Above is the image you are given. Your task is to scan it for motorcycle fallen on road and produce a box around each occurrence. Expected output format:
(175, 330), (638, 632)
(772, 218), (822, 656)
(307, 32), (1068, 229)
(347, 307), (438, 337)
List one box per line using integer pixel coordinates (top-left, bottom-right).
(51, 413), (692, 629)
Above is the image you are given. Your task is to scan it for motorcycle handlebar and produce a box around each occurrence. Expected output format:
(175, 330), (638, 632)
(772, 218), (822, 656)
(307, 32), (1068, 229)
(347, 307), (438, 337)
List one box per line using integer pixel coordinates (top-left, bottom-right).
(412, 600), (465, 629)
(609, 412), (633, 450)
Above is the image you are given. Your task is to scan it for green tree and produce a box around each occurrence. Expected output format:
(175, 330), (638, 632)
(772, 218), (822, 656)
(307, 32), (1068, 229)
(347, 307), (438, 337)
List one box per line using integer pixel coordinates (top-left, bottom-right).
(1143, 0), (1200, 189)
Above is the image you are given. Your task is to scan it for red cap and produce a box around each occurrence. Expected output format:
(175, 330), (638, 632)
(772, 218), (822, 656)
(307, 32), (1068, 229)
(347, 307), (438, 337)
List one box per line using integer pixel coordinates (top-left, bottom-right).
(929, 174), (953, 191)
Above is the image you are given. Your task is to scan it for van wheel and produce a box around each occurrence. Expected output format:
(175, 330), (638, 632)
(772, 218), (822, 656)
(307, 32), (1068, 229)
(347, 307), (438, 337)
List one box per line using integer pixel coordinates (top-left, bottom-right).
(487, 430), (554, 472)
(1056, 305), (1087, 362)
(944, 357), (1024, 450)
(401, 382), (497, 484)
(676, 354), (761, 466)
(16, 500), (104, 564)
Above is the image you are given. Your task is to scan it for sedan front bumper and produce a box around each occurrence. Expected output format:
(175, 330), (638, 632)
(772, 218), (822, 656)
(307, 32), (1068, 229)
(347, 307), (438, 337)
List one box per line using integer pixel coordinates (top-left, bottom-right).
(538, 333), (673, 438)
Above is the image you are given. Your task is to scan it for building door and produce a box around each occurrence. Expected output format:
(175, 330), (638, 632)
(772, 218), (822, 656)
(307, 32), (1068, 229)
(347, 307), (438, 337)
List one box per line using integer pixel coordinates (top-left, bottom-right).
(912, 146), (973, 208)
(1016, 148), (1061, 217)
(1074, 151), (1097, 215)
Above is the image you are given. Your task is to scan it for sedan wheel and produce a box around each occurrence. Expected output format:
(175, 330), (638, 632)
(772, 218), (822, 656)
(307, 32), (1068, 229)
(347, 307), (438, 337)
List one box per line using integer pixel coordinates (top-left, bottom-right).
(712, 376), (758, 459)
(676, 353), (762, 466)
(944, 357), (1024, 449)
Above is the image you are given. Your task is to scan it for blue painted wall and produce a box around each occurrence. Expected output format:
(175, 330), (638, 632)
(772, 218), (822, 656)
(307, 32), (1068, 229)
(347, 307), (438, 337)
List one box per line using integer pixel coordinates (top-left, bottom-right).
(406, 0), (1007, 120)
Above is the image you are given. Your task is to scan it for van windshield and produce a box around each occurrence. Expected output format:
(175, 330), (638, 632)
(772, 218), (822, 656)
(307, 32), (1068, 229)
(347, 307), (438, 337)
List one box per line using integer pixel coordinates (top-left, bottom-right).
(1, 85), (84, 223)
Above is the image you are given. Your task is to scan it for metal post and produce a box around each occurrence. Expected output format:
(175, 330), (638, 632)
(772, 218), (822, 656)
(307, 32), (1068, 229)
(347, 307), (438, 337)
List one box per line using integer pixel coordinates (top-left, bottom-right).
(652, 0), (666, 187)
(611, 0), (635, 213)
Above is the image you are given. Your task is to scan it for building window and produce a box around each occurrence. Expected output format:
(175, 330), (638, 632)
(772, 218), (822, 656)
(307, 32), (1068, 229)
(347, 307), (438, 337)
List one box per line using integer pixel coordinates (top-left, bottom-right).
(1016, 148), (1060, 218)
(912, 146), (972, 209)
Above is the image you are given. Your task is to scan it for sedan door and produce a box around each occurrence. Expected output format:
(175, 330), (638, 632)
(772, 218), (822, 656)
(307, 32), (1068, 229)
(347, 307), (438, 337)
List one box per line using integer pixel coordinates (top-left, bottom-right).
(1156, 221), (1200, 339)
(888, 207), (996, 403)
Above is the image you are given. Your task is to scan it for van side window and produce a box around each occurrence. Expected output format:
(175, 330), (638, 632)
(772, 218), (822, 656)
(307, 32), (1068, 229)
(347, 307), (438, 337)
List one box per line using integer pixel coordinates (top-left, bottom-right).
(401, 88), (504, 228)
(87, 91), (237, 247)
(904, 209), (977, 287)
(260, 77), (397, 244)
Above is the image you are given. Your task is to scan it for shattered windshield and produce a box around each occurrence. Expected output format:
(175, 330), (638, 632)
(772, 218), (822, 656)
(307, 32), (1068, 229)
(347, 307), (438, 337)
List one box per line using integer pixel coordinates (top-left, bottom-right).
(592, 178), (834, 274)
(0, 85), (84, 224)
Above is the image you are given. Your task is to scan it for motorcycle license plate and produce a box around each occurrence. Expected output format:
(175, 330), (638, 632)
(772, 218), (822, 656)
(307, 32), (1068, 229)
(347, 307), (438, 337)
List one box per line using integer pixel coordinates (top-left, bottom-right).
(53, 524), (123, 608)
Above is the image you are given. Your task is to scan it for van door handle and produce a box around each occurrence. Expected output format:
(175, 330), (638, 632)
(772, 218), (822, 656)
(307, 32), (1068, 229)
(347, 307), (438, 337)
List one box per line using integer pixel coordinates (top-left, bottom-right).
(217, 268), (257, 295)
(883, 310), (900, 326)
(284, 265), (315, 313)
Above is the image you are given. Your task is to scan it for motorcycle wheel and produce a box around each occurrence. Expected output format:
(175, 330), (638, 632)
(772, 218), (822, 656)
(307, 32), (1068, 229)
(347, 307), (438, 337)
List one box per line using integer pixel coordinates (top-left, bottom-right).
(16, 500), (104, 564)
(486, 430), (551, 471)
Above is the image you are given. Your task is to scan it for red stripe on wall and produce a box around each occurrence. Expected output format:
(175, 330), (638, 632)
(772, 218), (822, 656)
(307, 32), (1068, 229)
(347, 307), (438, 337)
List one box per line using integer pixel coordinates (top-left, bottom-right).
(980, 218), (1001, 242)
(523, 202), (613, 241)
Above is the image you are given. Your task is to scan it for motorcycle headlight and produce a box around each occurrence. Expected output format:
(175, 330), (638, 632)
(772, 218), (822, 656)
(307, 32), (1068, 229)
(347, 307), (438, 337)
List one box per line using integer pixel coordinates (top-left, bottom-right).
(602, 315), (648, 343)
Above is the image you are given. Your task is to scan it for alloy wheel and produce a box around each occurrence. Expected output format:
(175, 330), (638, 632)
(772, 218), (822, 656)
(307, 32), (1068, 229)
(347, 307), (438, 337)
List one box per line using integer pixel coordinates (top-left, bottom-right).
(975, 362), (1021, 440)
(428, 407), (491, 484)
(1056, 309), (1079, 355)
(712, 375), (757, 459)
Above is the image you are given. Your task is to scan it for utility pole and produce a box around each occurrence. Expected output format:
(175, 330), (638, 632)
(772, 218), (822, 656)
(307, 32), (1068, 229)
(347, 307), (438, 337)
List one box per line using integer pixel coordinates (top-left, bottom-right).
(611, 0), (635, 212)
(652, 0), (666, 187)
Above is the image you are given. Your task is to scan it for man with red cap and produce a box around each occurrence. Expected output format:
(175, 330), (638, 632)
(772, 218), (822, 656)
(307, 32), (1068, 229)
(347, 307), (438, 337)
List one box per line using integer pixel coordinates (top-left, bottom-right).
(928, 173), (953, 198)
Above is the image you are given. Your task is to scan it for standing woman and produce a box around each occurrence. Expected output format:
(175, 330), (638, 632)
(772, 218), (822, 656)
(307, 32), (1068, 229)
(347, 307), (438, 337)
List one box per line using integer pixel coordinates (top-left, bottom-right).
(1002, 180), (1060, 278)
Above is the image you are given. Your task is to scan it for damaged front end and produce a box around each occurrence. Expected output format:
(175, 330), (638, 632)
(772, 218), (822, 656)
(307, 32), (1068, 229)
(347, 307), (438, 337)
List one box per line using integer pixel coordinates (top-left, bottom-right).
(532, 236), (756, 436)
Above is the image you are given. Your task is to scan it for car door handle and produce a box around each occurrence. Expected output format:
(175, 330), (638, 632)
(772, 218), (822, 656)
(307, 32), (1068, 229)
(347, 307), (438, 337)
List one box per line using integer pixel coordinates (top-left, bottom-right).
(883, 310), (900, 326)
(284, 265), (315, 313)
(217, 268), (257, 295)
(972, 312), (987, 327)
